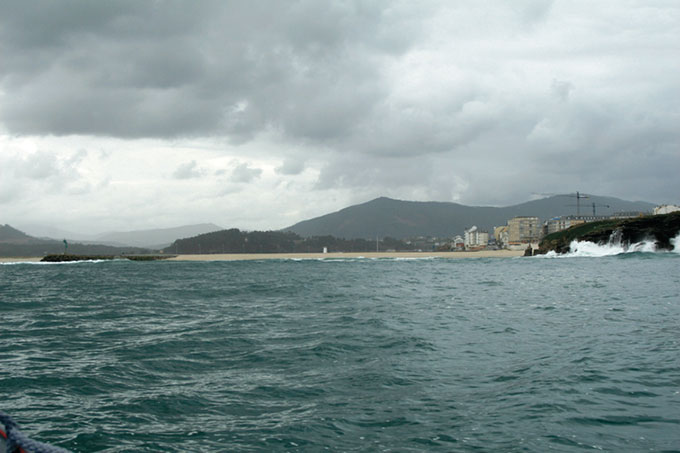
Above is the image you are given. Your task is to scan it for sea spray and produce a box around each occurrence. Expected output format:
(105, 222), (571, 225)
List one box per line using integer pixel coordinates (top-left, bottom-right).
(567, 238), (658, 257)
(672, 231), (680, 253)
(563, 231), (680, 257)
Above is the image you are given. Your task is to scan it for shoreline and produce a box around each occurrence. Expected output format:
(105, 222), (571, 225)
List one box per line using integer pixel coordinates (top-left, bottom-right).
(0, 250), (524, 263)
(0, 257), (44, 263)
(166, 250), (524, 261)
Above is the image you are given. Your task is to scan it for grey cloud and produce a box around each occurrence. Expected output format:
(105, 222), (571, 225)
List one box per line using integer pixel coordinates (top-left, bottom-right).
(316, 154), (434, 191)
(12, 149), (87, 181)
(16, 151), (61, 180)
(1, 1), (679, 208)
(276, 159), (306, 176)
(551, 80), (573, 101)
(0, 1), (416, 142)
(172, 160), (204, 179)
(517, 0), (554, 27)
(231, 163), (262, 183)
(0, 149), (91, 203)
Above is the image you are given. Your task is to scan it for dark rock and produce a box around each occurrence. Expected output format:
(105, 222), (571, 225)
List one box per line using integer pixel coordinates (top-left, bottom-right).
(538, 212), (680, 254)
(41, 254), (115, 262)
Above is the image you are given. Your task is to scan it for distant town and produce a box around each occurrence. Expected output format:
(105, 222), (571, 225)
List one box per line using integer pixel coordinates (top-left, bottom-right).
(1, 198), (679, 258)
(407, 204), (680, 253)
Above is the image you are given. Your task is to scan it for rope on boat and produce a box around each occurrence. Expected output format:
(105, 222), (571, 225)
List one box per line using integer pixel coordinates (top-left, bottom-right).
(0, 412), (71, 453)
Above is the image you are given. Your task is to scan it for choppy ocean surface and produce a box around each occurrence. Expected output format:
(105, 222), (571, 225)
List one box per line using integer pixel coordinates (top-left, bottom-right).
(1, 247), (679, 452)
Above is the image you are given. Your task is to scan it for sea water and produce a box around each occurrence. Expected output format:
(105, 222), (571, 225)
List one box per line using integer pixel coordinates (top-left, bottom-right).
(1, 246), (679, 452)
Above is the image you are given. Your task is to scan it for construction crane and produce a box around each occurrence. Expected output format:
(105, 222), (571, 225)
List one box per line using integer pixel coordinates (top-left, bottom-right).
(533, 191), (593, 217)
(570, 192), (589, 216)
(590, 202), (610, 216)
(550, 192), (589, 216)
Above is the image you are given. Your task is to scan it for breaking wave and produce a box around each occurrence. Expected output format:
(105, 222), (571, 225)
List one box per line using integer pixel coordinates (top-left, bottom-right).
(567, 238), (657, 257)
(544, 232), (680, 258)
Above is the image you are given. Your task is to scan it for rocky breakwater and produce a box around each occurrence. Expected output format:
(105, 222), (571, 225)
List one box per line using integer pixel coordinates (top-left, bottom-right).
(537, 211), (680, 255)
(41, 254), (173, 262)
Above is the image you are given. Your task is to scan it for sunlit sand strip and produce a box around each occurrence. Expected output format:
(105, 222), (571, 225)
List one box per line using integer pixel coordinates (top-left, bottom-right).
(168, 250), (524, 261)
(0, 257), (43, 263)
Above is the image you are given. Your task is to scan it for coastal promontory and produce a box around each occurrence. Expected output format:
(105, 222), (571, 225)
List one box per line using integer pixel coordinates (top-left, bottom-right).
(537, 212), (680, 254)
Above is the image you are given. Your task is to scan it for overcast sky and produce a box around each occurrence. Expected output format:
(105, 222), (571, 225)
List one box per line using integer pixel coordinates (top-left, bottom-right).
(1, 1), (678, 235)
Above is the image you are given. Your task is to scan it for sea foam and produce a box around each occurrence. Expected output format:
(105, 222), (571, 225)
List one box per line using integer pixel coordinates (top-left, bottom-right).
(563, 231), (680, 257)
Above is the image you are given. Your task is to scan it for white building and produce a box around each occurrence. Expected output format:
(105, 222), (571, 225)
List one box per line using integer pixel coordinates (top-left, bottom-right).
(464, 226), (488, 249)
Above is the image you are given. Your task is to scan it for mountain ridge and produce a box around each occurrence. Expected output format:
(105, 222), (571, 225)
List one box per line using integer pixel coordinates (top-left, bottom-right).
(0, 225), (153, 257)
(285, 195), (656, 239)
(94, 223), (223, 248)
(16, 223), (223, 248)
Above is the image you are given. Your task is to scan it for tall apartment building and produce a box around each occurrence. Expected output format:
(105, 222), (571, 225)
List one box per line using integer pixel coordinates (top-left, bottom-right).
(507, 216), (541, 243)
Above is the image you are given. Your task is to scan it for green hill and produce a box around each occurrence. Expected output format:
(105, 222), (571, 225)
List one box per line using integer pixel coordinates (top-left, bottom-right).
(162, 228), (415, 254)
(0, 224), (44, 243)
(285, 195), (655, 239)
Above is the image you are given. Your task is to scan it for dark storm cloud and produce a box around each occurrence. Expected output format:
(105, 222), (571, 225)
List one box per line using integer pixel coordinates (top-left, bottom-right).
(0, 0), (417, 142)
(1, 1), (679, 207)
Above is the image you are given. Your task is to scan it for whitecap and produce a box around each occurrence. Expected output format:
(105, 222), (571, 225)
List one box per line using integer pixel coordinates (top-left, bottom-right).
(671, 232), (680, 254)
(539, 230), (680, 258)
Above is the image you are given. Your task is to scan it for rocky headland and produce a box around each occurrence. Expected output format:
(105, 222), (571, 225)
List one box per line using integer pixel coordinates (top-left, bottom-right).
(537, 212), (680, 255)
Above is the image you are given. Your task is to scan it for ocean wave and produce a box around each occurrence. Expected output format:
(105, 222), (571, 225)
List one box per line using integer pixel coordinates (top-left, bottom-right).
(2, 252), (679, 452)
(672, 233), (680, 254)
(277, 256), (439, 262)
(541, 232), (680, 258)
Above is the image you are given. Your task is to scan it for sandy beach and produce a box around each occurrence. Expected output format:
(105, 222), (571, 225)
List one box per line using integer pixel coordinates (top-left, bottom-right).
(0, 257), (43, 263)
(167, 250), (524, 261)
(1, 250), (524, 263)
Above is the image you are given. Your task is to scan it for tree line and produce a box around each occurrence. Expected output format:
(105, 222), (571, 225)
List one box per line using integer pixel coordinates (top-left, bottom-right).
(162, 228), (417, 254)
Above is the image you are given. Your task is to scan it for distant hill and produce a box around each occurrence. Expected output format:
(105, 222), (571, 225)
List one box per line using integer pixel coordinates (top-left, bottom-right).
(285, 195), (656, 239)
(94, 223), (223, 248)
(162, 228), (415, 254)
(0, 224), (49, 244)
(16, 223), (224, 248)
(15, 224), (97, 242)
(0, 225), (152, 257)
